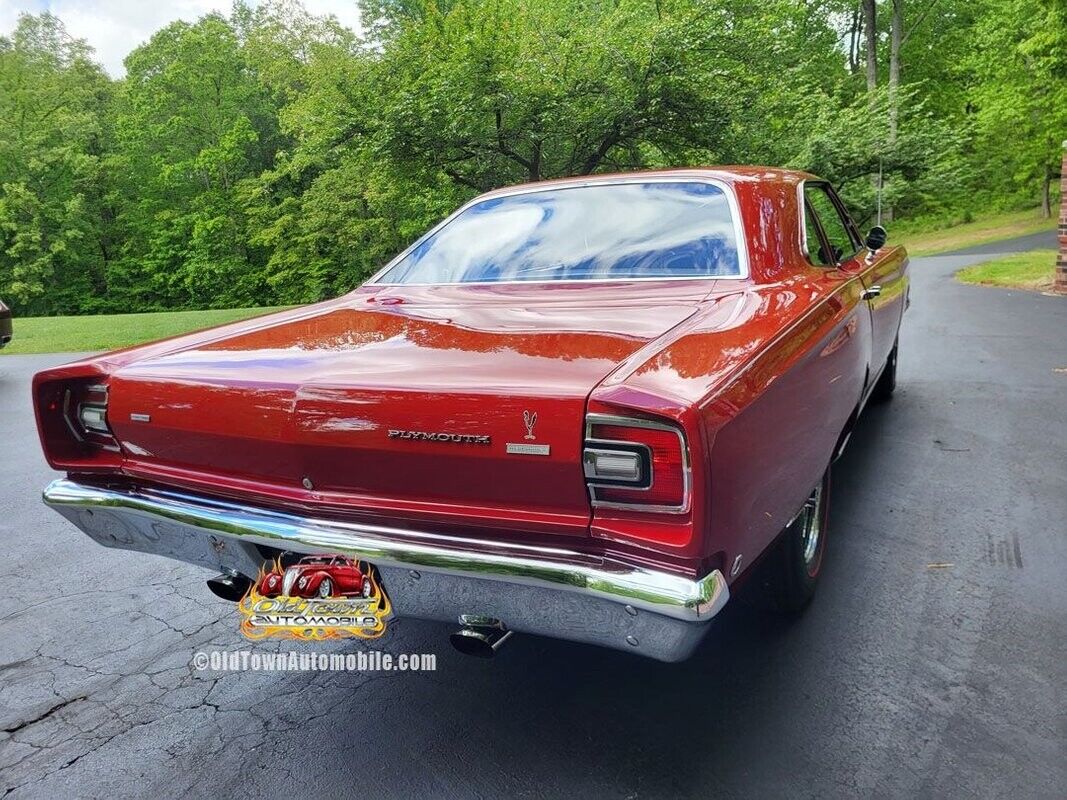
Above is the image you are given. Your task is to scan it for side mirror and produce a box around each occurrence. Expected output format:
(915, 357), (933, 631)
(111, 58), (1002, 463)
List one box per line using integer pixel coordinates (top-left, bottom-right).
(865, 225), (887, 252)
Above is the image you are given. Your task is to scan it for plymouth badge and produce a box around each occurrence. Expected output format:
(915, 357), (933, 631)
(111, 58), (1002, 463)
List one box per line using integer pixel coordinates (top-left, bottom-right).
(387, 429), (490, 445)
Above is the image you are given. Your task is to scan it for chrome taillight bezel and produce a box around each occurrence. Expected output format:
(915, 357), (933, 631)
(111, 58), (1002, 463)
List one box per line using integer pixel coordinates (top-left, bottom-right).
(583, 444), (652, 487)
(583, 413), (691, 514)
(63, 383), (117, 448)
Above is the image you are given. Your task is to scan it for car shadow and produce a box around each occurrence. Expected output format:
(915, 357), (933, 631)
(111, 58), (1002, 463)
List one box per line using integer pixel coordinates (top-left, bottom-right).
(260, 403), (904, 797)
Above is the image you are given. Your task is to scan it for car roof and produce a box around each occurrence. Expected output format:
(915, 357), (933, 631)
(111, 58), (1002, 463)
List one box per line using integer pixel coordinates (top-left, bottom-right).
(476, 166), (816, 201)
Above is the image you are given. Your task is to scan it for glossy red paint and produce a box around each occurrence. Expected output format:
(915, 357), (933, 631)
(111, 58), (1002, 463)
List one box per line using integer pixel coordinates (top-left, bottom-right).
(257, 555), (369, 599)
(32, 167), (908, 583)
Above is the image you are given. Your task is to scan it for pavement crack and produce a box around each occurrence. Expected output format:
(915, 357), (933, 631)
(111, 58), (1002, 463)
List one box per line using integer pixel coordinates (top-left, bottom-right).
(1, 696), (86, 734)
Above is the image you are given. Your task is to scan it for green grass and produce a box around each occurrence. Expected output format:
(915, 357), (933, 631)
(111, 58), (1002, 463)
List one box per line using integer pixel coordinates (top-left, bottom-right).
(895, 208), (1056, 256)
(955, 249), (1059, 292)
(1, 306), (290, 355)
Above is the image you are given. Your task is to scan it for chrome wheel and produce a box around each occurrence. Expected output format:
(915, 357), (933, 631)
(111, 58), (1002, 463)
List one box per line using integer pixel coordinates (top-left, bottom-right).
(361, 579), (372, 598)
(799, 483), (824, 574)
(318, 578), (332, 598)
(765, 467), (830, 612)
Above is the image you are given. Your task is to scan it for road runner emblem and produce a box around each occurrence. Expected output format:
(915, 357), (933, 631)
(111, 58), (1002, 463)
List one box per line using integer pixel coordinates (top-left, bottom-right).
(509, 410), (549, 456)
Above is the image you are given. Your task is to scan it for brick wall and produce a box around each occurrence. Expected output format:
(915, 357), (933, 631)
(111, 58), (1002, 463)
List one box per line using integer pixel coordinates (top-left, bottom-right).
(1058, 140), (1067, 294)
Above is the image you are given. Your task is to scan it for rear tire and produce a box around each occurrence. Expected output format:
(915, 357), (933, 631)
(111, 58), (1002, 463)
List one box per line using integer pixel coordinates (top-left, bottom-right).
(870, 339), (898, 404)
(766, 467), (830, 613)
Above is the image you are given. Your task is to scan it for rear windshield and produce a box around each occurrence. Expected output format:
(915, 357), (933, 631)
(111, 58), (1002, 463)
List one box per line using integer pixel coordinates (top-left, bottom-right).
(375, 181), (743, 284)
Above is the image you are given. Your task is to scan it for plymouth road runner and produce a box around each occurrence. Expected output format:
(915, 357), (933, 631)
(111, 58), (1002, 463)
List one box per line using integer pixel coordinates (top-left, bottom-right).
(34, 168), (907, 661)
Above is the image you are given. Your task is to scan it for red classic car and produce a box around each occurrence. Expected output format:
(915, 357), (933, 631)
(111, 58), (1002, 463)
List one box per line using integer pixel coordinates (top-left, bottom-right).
(258, 555), (373, 599)
(35, 168), (907, 661)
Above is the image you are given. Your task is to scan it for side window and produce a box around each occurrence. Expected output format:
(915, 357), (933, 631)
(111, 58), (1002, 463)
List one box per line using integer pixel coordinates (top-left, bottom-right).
(804, 184), (858, 265)
(803, 199), (833, 266)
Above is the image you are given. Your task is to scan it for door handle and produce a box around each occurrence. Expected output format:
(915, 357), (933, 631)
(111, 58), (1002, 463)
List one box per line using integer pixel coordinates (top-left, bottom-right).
(862, 285), (882, 300)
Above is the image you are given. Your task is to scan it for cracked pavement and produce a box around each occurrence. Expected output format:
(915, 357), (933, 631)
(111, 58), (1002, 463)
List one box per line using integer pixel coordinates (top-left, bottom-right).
(1, 235), (1065, 798)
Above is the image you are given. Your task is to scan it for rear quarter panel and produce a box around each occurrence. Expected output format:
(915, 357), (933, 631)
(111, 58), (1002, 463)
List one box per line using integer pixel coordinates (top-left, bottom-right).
(700, 274), (870, 578)
(591, 271), (870, 576)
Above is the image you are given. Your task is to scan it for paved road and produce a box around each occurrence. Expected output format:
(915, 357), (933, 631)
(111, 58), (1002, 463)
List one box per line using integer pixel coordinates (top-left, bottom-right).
(941, 227), (1057, 256)
(2, 239), (1065, 799)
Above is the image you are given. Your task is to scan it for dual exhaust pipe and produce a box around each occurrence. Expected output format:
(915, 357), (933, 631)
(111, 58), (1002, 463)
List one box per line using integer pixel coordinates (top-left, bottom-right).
(207, 574), (513, 658)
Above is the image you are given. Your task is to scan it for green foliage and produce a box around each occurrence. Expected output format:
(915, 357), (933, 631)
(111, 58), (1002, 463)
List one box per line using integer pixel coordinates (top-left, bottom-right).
(792, 86), (970, 223)
(0, 0), (1063, 316)
(107, 13), (281, 311)
(966, 0), (1067, 210)
(0, 13), (112, 315)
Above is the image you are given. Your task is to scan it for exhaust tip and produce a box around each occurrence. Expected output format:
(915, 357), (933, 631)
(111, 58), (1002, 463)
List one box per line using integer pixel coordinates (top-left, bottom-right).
(207, 572), (252, 602)
(449, 618), (513, 658)
(449, 628), (497, 658)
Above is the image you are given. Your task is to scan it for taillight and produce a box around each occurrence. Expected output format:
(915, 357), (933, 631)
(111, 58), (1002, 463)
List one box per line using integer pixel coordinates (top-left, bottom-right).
(583, 414), (690, 513)
(67, 383), (114, 441)
(35, 376), (120, 469)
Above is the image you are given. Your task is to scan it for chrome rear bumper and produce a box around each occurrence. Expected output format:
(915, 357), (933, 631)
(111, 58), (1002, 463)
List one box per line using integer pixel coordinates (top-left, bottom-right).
(43, 478), (728, 661)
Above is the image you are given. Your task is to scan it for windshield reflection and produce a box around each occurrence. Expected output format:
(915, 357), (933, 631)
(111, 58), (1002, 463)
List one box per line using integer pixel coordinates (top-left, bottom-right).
(379, 182), (741, 284)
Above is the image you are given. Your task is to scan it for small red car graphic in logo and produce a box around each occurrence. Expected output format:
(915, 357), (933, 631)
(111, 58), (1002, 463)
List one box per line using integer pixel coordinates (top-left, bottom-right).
(257, 555), (374, 599)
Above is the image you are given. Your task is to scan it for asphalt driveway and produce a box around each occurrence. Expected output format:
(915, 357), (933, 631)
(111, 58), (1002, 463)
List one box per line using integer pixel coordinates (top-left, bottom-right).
(1, 237), (1065, 799)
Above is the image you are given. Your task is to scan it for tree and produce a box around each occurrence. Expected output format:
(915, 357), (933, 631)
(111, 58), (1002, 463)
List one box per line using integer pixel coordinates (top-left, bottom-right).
(967, 0), (1067, 217)
(109, 14), (281, 310)
(237, 23), (435, 303)
(370, 0), (846, 191)
(792, 85), (968, 223)
(1, 0), (1059, 316)
(0, 14), (112, 314)
(863, 0), (878, 92)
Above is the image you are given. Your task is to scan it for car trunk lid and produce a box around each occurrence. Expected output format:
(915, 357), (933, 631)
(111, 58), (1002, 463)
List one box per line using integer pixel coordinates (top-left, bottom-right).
(107, 282), (713, 537)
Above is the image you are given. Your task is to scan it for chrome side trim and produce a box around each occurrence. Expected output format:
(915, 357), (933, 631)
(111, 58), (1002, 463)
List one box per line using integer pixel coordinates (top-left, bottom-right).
(583, 413), (692, 514)
(42, 478), (726, 623)
(365, 176), (751, 287)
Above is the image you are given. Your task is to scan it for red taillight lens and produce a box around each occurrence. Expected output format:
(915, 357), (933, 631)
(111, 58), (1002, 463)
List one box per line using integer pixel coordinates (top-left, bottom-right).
(34, 377), (119, 469)
(584, 415), (689, 512)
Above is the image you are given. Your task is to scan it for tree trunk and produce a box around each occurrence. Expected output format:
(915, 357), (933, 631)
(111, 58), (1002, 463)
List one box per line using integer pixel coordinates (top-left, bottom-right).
(885, 0), (903, 222)
(889, 0), (902, 141)
(848, 4), (861, 74)
(863, 0), (877, 92)
(530, 140), (542, 183)
(863, 0), (879, 217)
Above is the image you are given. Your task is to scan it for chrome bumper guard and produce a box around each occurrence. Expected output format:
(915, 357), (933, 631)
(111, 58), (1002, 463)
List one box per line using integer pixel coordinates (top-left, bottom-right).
(43, 478), (728, 661)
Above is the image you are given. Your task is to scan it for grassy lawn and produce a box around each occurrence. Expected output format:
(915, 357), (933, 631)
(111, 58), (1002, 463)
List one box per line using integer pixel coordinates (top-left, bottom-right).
(1, 306), (289, 355)
(895, 208), (1056, 256)
(955, 249), (1060, 293)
